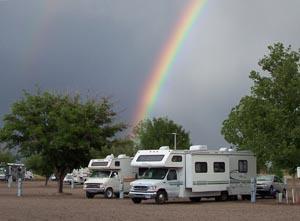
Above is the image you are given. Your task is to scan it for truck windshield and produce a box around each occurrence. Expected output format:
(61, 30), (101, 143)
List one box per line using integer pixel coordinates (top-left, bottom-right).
(141, 168), (168, 180)
(90, 171), (111, 178)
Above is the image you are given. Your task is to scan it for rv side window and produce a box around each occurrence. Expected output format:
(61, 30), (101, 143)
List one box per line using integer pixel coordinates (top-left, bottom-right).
(238, 160), (248, 173)
(214, 162), (225, 173)
(171, 155), (182, 162)
(195, 162), (207, 173)
(167, 170), (177, 180)
(91, 162), (108, 166)
(115, 161), (120, 166)
(137, 155), (164, 162)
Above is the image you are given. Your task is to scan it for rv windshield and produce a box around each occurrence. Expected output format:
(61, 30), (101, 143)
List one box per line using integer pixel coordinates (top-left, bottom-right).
(90, 170), (111, 178)
(141, 168), (168, 180)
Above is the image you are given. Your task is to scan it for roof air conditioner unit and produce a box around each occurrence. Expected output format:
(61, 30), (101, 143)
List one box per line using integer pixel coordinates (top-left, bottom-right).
(190, 145), (207, 151)
(159, 146), (170, 150)
(105, 154), (114, 160)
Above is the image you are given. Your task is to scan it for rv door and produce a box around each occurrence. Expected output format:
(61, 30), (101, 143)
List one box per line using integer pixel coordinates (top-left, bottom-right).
(165, 169), (180, 198)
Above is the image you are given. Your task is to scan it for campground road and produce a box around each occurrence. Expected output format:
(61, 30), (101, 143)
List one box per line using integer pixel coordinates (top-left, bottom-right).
(0, 181), (299, 221)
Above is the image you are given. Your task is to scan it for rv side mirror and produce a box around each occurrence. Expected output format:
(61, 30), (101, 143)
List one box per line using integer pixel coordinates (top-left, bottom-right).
(112, 171), (118, 178)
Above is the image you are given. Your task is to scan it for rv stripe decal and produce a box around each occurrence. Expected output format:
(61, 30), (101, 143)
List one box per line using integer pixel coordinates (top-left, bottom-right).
(169, 181), (184, 186)
(192, 180), (251, 185)
(193, 181), (229, 185)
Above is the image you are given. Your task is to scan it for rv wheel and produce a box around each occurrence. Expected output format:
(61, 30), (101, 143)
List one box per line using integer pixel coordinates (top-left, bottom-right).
(155, 190), (167, 204)
(132, 198), (142, 204)
(104, 188), (113, 199)
(86, 192), (95, 199)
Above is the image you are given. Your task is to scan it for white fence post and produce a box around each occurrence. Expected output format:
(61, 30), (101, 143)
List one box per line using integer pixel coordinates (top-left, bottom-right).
(17, 178), (22, 197)
(251, 177), (256, 203)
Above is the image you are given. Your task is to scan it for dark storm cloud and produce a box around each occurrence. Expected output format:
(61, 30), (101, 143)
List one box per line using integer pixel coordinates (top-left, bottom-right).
(1, 0), (300, 147)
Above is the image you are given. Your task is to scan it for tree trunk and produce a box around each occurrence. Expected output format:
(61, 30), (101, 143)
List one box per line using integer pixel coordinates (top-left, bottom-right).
(57, 171), (65, 193)
(44, 176), (49, 186)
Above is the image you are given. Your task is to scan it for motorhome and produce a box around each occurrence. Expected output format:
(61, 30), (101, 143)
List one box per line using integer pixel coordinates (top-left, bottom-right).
(83, 154), (137, 199)
(129, 145), (256, 204)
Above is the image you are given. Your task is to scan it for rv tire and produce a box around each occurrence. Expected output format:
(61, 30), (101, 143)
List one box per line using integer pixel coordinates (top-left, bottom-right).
(86, 192), (95, 199)
(132, 198), (142, 204)
(104, 188), (114, 199)
(155, 190), (167, 204)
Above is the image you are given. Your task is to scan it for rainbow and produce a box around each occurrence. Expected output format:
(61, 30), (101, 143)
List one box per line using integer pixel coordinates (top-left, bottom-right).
(132, 0), (207, 127)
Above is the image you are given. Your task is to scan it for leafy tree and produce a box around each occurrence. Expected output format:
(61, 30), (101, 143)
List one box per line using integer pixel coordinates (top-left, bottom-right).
(134, 117), (191, 149)
(0, 89), (126, 192)
(221, 43), (300, 175)
(25, 154), (53, 185)
(0, 150), (15, 164)
(101, 138), (135, 157)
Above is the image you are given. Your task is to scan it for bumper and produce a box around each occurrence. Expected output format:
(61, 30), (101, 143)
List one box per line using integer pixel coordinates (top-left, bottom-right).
(256, 186), (269, 193)
(84, 187), (105, 194)
(129, 191), (157, 199)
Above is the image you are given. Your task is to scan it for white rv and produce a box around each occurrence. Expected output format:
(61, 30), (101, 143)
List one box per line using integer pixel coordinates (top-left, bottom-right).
(83, 154), (137, 199)
(129, 145), (256, 204)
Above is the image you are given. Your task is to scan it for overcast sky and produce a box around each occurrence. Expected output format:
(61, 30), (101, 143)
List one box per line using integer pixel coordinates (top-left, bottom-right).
(1, 0), (300, 148)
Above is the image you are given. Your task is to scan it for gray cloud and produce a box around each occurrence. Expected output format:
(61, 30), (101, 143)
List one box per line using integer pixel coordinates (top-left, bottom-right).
(1, 0), (300, 147)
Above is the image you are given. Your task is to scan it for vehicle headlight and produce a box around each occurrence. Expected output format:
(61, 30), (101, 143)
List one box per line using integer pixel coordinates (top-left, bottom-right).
(130, 185), (134, 191)
(148, 185), (157, 191)
(83, 184), (87, 188)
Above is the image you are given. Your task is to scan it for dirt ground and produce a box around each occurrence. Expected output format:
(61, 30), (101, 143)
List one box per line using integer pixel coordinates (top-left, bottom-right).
(0, 181), (300, 221)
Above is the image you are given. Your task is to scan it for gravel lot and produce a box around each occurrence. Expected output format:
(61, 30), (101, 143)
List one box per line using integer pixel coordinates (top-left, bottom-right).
(0, 181), (299, 221)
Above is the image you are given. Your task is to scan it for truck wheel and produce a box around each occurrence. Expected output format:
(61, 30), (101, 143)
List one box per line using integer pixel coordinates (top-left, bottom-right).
(104, 188), (113, 199)
(189, 197), (201, 202)
(155, 190), (167, 204)
(132, 198), (142, 204)
(86, 192), (95, 199)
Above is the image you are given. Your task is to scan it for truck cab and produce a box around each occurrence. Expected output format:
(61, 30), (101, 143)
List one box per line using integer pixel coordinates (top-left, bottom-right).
(129, 147), (185, 204)
(130, 167), (181, 204)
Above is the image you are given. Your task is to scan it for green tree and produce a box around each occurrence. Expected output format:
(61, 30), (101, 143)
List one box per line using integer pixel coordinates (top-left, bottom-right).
(101, 138), (136, 157)
(221, 43), (300, 174)
(134, 117), (191, 149)
(0, 89), (126, 192)
(25, 154), (53, 185)
(0, 150), (15, 164)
